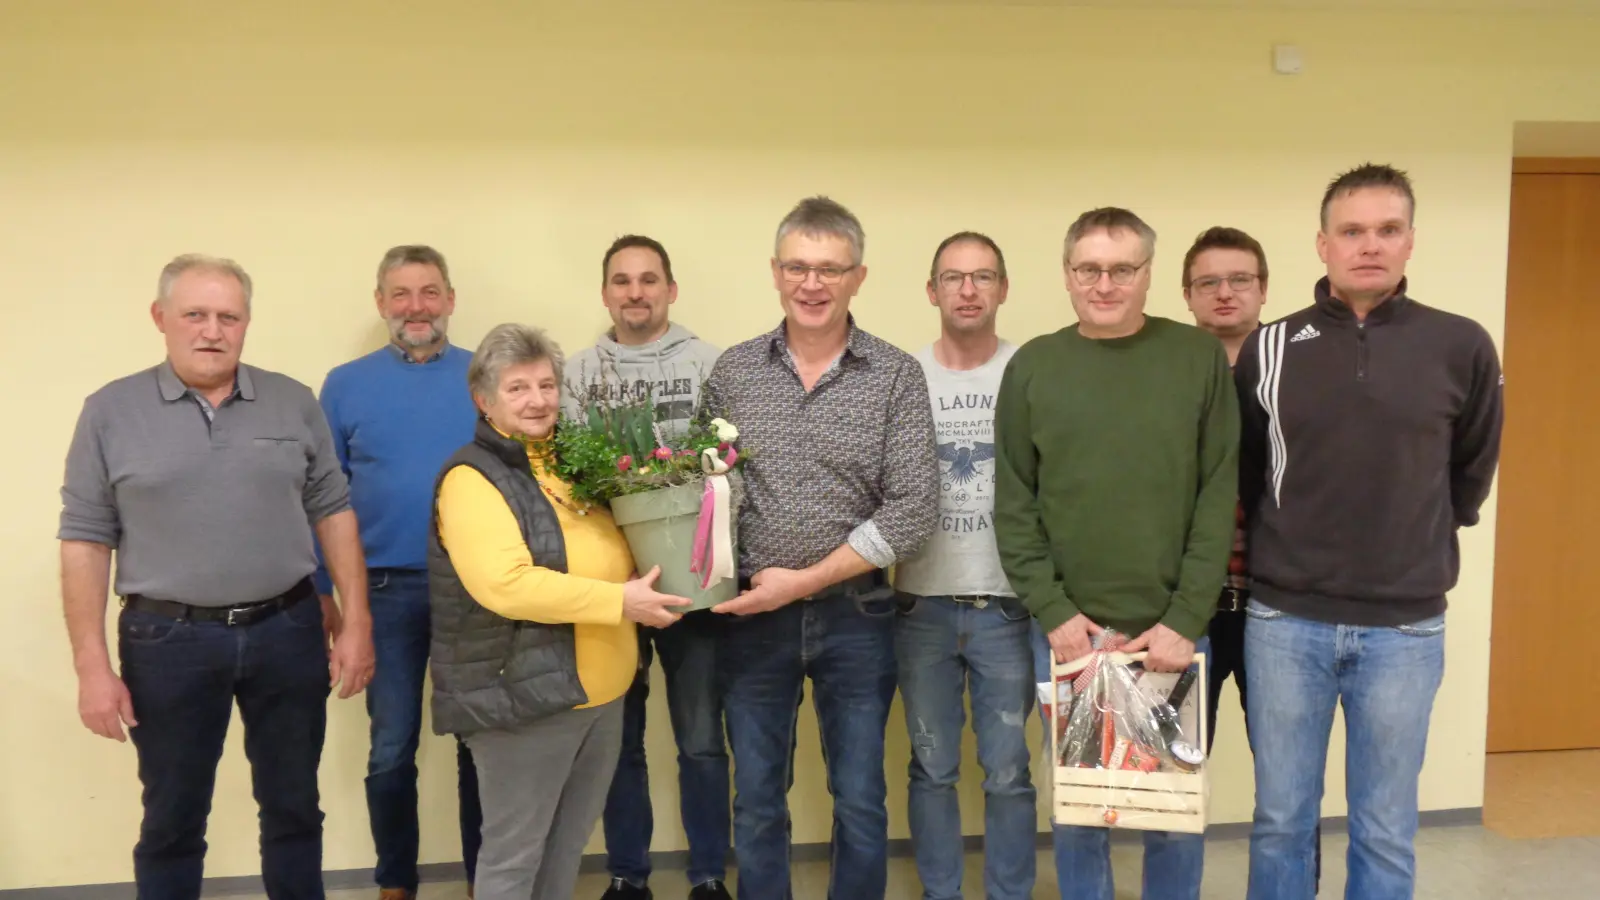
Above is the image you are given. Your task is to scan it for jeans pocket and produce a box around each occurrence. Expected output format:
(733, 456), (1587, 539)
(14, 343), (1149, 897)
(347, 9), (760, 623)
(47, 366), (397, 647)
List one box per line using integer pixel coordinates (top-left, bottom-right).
(1393, 614), (1445, 637)
(856, 596), (896, 618)
(368, 570), (391, 592)
(997, 596), (1032, 622)
(1244, 599), (1285, 621)
(118, 610), (182, 645)
(281, 595), (325, 630)
(894, 592), (920, 616)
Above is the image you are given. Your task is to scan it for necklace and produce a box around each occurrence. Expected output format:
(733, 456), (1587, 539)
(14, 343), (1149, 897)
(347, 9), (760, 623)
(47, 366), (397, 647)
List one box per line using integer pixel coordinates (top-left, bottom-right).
(534, 473), (591, 517)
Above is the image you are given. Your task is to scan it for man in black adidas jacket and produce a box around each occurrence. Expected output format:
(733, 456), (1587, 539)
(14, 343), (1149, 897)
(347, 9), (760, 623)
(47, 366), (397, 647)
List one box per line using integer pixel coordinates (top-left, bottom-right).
(1235, 163), (1503, 900)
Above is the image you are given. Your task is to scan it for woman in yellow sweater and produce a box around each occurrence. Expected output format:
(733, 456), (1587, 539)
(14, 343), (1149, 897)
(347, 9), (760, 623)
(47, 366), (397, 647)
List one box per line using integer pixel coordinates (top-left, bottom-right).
(428, 323), (690, 900)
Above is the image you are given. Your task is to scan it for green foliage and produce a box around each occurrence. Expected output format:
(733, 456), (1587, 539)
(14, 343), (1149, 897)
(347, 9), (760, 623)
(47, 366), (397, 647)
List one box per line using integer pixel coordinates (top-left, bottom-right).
(548, 394), (746, 507)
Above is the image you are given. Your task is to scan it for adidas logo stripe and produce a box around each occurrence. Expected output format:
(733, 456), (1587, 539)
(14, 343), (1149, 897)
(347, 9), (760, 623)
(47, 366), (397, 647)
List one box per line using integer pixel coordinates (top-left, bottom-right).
(1289, 324), (1321, 343)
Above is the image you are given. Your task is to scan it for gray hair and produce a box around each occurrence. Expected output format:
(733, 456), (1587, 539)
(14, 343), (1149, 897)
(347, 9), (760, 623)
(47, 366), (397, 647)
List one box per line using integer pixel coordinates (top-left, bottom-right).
(157, 253), (253, 308)
(377, 244), (452, 292)
(467, 323), (565, 401)
(774, 196), (866, 265)
(1063, 207), (1157, 264)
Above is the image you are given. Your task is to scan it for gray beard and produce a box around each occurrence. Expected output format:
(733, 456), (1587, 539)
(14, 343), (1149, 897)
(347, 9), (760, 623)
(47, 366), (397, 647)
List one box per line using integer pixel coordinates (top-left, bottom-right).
(391, 318), (446, 348)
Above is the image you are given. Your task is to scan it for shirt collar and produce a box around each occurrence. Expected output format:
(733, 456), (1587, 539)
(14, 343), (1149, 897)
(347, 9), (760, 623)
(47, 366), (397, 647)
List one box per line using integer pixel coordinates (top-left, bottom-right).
(157, 360), (253, 402)
(388, 342), (449, 364)
(764, 315), (872, 362)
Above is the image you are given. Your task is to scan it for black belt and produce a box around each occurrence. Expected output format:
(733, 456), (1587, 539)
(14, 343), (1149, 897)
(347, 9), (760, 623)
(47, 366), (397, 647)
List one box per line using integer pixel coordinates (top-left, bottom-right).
(122, 577), (314, 627)
(737, 569), (887, 602)
(1218, 586), (1249, 613)
(948, 593), (1005, 608)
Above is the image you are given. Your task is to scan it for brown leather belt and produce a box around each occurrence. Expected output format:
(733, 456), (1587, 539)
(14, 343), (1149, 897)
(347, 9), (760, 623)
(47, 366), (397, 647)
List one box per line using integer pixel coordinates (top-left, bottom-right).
(121, 577), (314, 627)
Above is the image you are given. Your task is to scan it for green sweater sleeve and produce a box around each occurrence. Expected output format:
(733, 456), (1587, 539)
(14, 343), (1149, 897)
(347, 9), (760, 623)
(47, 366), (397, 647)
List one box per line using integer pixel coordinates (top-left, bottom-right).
(994, 350), (1079, 632)
(1162, 340), (1242, 640)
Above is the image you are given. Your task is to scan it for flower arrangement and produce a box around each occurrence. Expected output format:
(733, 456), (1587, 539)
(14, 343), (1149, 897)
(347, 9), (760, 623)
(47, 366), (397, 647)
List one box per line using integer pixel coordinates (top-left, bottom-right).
(548, 392), (745, 506)
(548, 388), (747, 607)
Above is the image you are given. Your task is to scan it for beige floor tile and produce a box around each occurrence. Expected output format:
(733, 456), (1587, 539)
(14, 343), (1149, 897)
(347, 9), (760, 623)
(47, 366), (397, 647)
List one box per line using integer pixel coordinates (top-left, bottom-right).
(1484, 748), (1600, 839)
(234, 825), (1600, 899)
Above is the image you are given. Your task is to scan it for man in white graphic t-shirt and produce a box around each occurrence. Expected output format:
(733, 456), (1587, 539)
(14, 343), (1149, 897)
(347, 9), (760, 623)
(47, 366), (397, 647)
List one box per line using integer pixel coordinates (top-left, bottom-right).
(893, 231), (1034, 900)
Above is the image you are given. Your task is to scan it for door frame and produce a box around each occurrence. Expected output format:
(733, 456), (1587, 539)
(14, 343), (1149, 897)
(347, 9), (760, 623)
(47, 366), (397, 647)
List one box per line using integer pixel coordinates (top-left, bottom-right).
(1513, 157), (1600, 174)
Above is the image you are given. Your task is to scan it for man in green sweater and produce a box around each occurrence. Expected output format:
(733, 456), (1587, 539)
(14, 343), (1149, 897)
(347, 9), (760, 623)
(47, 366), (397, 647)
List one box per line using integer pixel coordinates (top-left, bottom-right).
(994, 207), (1239, 900)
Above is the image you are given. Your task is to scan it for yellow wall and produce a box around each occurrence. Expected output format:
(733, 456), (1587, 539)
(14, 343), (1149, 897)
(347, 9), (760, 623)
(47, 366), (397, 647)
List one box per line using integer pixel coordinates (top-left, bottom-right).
(5, 0), (1600, 889)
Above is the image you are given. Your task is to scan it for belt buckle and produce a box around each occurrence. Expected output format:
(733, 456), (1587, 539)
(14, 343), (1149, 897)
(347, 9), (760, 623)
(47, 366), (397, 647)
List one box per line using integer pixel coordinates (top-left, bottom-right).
(973, 596), (989, 609)
(226, 607), (242, 627)
(1221, 588), (1245, 613)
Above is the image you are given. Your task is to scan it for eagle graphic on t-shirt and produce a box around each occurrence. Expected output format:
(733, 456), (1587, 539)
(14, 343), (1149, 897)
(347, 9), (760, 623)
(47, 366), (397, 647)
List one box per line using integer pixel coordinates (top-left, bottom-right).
(936, 440), (995, 485)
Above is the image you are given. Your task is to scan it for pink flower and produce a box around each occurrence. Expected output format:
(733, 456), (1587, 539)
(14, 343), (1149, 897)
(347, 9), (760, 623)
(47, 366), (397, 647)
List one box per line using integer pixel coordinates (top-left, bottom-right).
(724, 447), (739, 467)
(718, 442), (731, 452)
(652, 447), (673, 461)
(680, 449), (697, 457)
(617, 455), (633, 472)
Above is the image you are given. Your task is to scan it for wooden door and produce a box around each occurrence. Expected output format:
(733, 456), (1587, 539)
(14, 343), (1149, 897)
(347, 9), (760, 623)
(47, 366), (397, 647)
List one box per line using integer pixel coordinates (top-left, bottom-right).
(1487, 162), (1600, 752)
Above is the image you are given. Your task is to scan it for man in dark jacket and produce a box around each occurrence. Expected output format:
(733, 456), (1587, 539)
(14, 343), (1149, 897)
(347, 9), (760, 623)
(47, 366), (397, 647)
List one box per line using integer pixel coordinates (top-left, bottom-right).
(1236, 163), (1504, 900)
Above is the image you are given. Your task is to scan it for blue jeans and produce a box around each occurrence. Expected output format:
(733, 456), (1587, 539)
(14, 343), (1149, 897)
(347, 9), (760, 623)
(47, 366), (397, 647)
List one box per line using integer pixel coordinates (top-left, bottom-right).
(896, 595), (1036, 900)
(119, 589), (330, 900)
(719, 588), (899, 900)
(1244, 599), (1445, 900)
(1028, 621), (1207, 900)
(364, 569), (483, 891)
(602, 609), (731, 887)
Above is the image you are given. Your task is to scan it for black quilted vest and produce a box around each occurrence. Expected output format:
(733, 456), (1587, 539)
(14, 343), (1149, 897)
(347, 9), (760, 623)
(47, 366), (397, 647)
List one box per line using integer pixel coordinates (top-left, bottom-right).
(427, 418), (588, 736)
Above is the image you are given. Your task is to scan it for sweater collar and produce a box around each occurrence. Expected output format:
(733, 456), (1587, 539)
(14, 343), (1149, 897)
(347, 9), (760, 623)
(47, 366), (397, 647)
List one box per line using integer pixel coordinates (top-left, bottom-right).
(1313, 276), (1411, 324)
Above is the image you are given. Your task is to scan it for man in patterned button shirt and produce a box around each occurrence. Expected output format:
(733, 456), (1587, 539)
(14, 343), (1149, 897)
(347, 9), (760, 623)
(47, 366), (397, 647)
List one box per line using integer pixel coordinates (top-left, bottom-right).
(702, 196), (939, 900)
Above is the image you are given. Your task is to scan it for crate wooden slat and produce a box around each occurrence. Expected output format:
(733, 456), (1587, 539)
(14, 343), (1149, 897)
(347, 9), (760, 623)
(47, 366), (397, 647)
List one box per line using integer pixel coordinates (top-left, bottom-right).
(1049, 650), (1210, 834)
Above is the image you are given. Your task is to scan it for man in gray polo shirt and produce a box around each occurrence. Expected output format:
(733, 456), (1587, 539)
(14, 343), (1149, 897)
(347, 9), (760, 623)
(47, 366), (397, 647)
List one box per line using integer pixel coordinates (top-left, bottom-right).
(59, 254), (376, 900)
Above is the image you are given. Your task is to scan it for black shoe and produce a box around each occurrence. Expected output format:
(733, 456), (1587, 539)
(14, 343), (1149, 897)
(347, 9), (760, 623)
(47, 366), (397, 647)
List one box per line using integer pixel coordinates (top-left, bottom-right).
(601, 877), (652, 900)
(689, 880), (732, 900)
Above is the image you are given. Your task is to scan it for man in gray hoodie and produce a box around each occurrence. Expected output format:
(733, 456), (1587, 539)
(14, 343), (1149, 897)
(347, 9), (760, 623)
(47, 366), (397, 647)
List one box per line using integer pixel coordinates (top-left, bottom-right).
(564, 236), (723, 439)
(570, 235), (731, 900)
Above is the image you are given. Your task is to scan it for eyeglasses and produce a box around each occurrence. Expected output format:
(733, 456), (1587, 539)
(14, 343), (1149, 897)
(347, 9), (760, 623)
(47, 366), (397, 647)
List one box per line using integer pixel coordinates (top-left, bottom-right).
(1189, 273), (1261, 296)
(936, 269), (1001, 291)
(778, 262), (858, 285)
(1069, 259), (1150, 286)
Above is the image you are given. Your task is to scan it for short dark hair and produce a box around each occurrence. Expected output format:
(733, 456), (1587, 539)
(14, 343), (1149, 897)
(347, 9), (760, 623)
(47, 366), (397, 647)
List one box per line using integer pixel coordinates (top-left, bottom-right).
(1181, 226), (1269, 289)
(602, 234), (674, 285)
(1320, 162), (1415, 229)
(1063, 207), (1156, 264)
(377, 244), (451, 292)
(929, 231), (1008, 282)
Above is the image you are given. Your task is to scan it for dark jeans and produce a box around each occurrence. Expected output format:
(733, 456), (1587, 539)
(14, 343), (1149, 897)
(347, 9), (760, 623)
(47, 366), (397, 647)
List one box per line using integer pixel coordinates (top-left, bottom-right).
(119, 591), (330, 900)
(719, 586), (899, 900)
(1205, 607), (1248, 753)
(364, 568), (483, 891)
(602, 609), (731, 887)
(1209, 599), (1321, 892)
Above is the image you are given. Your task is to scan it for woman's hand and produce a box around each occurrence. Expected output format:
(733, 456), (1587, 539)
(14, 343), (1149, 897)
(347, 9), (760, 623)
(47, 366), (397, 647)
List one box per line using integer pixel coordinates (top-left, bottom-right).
(622, 566), (693, 628)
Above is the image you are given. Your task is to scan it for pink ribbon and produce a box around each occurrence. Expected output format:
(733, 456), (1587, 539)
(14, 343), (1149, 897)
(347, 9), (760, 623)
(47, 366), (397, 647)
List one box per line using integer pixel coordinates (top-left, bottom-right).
(690, 449), (735, 589)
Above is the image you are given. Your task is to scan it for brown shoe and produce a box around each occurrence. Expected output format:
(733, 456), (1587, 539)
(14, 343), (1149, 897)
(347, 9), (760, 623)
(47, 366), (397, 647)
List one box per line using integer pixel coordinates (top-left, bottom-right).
(378, 890), (415, 900)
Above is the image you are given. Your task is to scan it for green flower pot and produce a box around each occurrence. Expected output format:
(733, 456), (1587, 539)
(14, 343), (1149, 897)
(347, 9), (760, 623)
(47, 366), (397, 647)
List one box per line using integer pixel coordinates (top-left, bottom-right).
(609, 481), (738, 612)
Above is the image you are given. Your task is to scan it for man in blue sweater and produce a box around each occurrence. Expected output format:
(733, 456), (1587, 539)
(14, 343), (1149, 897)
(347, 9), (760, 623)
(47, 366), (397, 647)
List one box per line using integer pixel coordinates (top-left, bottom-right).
(315, 245), (482, 900)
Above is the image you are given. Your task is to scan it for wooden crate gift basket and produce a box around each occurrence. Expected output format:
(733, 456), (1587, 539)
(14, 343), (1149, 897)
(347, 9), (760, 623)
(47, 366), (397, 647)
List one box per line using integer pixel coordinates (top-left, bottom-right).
(1047, 646), (1209, 834)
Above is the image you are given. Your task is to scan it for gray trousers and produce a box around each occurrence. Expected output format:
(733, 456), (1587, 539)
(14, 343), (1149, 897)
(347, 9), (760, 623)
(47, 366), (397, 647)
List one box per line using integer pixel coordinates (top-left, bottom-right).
(466, 699), (625, 900)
